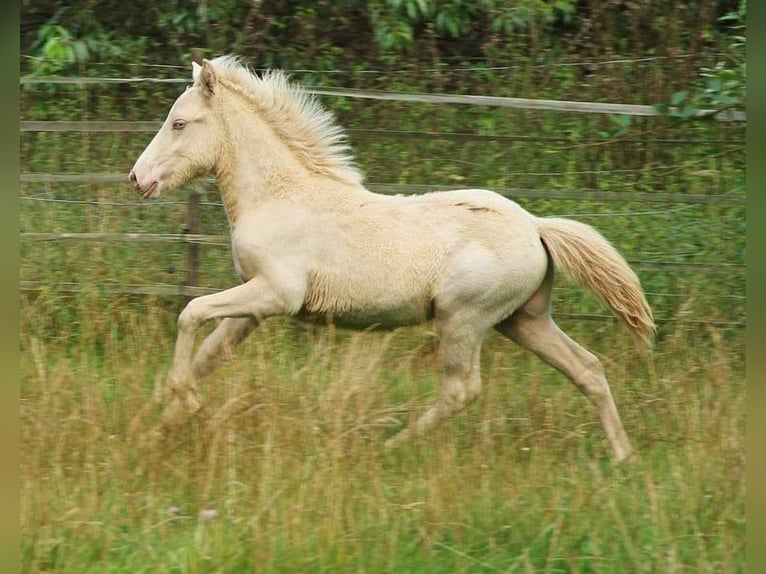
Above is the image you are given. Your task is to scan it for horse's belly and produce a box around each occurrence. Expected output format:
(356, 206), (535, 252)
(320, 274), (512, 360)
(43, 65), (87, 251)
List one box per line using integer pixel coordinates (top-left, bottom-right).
(296, 297), (434, 330)
(300, 237), (443, 328)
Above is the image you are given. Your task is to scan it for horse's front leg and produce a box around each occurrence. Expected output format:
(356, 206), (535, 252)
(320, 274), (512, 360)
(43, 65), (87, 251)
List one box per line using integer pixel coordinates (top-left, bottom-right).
(160, 277), (299, 430)
(192, 317), (258, 380)
(161, 322), (205, 429)
(161, 317), (258, 427)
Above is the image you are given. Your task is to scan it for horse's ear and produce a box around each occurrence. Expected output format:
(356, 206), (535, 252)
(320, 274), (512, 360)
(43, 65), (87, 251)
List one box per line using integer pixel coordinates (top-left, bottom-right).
(192, 61), (202, 82)
(199, 59), (217, 98)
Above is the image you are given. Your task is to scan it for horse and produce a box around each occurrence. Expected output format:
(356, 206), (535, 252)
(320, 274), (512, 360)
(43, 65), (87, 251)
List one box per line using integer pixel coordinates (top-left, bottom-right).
(129, 56), (654, 462)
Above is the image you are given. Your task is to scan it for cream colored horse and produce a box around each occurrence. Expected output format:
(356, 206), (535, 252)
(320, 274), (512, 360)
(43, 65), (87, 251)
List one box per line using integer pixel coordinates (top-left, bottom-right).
(129, 56), (653, 461)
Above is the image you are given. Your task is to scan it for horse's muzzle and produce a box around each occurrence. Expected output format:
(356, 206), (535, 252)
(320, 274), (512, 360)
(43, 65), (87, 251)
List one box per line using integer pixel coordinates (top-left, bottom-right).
(129, 170), (160, 198)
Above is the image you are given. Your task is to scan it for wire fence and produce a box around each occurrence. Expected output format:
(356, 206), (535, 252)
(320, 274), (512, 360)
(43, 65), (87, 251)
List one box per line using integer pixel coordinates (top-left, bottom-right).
(19, 77), (746, 121)
(19, 74), (746, 329)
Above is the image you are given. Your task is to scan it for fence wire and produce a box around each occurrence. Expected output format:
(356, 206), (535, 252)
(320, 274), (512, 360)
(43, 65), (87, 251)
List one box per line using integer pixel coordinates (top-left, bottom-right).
(19, 74), (745, 329)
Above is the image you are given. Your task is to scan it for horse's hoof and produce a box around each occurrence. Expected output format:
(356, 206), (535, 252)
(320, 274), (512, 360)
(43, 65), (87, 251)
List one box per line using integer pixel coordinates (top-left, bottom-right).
(160, 401), (189, 432)
(183, 395), (202, 414)
(383, 434), (403, 451)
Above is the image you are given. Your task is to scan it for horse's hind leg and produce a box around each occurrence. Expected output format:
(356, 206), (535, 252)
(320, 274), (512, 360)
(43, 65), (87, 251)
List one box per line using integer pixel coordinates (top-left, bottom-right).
(385, 319), (484, 449)
(495, 309), (633, 462)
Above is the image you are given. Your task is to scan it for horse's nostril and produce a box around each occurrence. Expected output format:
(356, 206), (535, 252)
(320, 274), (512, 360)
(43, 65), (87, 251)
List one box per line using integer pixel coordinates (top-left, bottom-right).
(129, 170), (137, 186)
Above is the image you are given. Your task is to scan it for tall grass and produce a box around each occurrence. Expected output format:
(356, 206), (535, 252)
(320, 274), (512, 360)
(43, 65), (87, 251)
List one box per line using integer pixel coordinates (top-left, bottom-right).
(20, 296), (745, 573)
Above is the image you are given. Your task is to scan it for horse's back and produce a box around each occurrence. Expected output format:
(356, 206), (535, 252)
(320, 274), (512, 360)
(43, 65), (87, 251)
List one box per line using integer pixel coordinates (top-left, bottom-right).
(235, 186), (549, 329)
(310, 187), (549, 327)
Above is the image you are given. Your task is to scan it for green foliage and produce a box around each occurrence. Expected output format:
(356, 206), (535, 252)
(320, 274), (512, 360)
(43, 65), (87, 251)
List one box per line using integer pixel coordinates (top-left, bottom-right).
(366, 0), (577, 51)
(655, 0), (745, 122)
(28, 23), (88, 75)
(697, 1), (746, 116)
(598, 114), (632, 138)
(488, 0), (577, 36)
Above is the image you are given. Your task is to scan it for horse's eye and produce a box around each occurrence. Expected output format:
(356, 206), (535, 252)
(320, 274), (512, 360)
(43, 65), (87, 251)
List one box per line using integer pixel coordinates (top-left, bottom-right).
(172, 119), (187, 130)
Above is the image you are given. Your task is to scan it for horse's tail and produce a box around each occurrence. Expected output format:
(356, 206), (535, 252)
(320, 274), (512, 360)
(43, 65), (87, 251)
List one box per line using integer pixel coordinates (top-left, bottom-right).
(536, 216), (655, 347)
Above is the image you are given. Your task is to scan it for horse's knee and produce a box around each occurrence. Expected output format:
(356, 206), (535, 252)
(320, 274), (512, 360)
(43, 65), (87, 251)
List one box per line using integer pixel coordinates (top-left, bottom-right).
(440, 374), (481, 412)
(177, 299), (204, 332)
(500, 310), (545, 344)
(574, 352), (611, 400)
(581, 352), (606, 382)
(160, 396), (190, 431)
(439, 349), (483, 411)
(465, 373), (482, 402)
(166, 374), (201, 411)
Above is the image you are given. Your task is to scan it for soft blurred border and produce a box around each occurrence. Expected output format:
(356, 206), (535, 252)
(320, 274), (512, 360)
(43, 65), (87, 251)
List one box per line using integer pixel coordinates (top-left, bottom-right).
(747, 0), (763, 571)
(4, 2), (20, 573)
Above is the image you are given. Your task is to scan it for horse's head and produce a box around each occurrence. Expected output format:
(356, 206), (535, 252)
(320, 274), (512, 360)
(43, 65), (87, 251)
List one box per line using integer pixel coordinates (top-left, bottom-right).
(129, 60), (224, 198)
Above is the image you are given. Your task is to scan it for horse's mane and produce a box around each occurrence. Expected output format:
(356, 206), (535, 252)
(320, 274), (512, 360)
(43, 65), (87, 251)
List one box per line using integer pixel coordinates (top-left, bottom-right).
(206, 55), (363, 186)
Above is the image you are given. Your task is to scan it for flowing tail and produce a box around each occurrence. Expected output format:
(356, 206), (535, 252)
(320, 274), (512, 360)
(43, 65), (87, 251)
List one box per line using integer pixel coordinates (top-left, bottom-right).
(537, 217), (655, 347)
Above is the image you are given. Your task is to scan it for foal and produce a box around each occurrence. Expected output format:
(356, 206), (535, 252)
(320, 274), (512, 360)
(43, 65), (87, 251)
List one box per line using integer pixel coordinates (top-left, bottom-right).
(130, 57), (653, 461)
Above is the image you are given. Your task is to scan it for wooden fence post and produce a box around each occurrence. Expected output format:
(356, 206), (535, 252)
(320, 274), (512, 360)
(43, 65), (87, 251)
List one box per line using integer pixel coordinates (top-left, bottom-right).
(185, 186), (201, 291)
(185, 50), (204, 297)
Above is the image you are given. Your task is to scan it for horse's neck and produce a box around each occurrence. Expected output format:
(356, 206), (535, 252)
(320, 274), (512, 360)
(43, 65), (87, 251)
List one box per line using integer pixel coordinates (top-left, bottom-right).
(216, 162), (364, 226)
(213, 102), (366, 226)
(214, 112), (307, 225)
(219, 152), (364, 226)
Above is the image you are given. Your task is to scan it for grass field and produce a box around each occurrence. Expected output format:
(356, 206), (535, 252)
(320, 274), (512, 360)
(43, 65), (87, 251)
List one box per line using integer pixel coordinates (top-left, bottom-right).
(19, 294), (745, 573)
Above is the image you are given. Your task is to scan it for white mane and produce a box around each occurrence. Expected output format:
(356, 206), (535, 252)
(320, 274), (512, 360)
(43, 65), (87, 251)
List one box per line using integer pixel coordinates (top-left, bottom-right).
(206, 56), (363, 186)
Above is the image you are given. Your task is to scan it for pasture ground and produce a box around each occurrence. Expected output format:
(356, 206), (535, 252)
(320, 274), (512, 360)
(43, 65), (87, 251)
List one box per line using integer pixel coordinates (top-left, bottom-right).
(20, 296), (745, 573)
